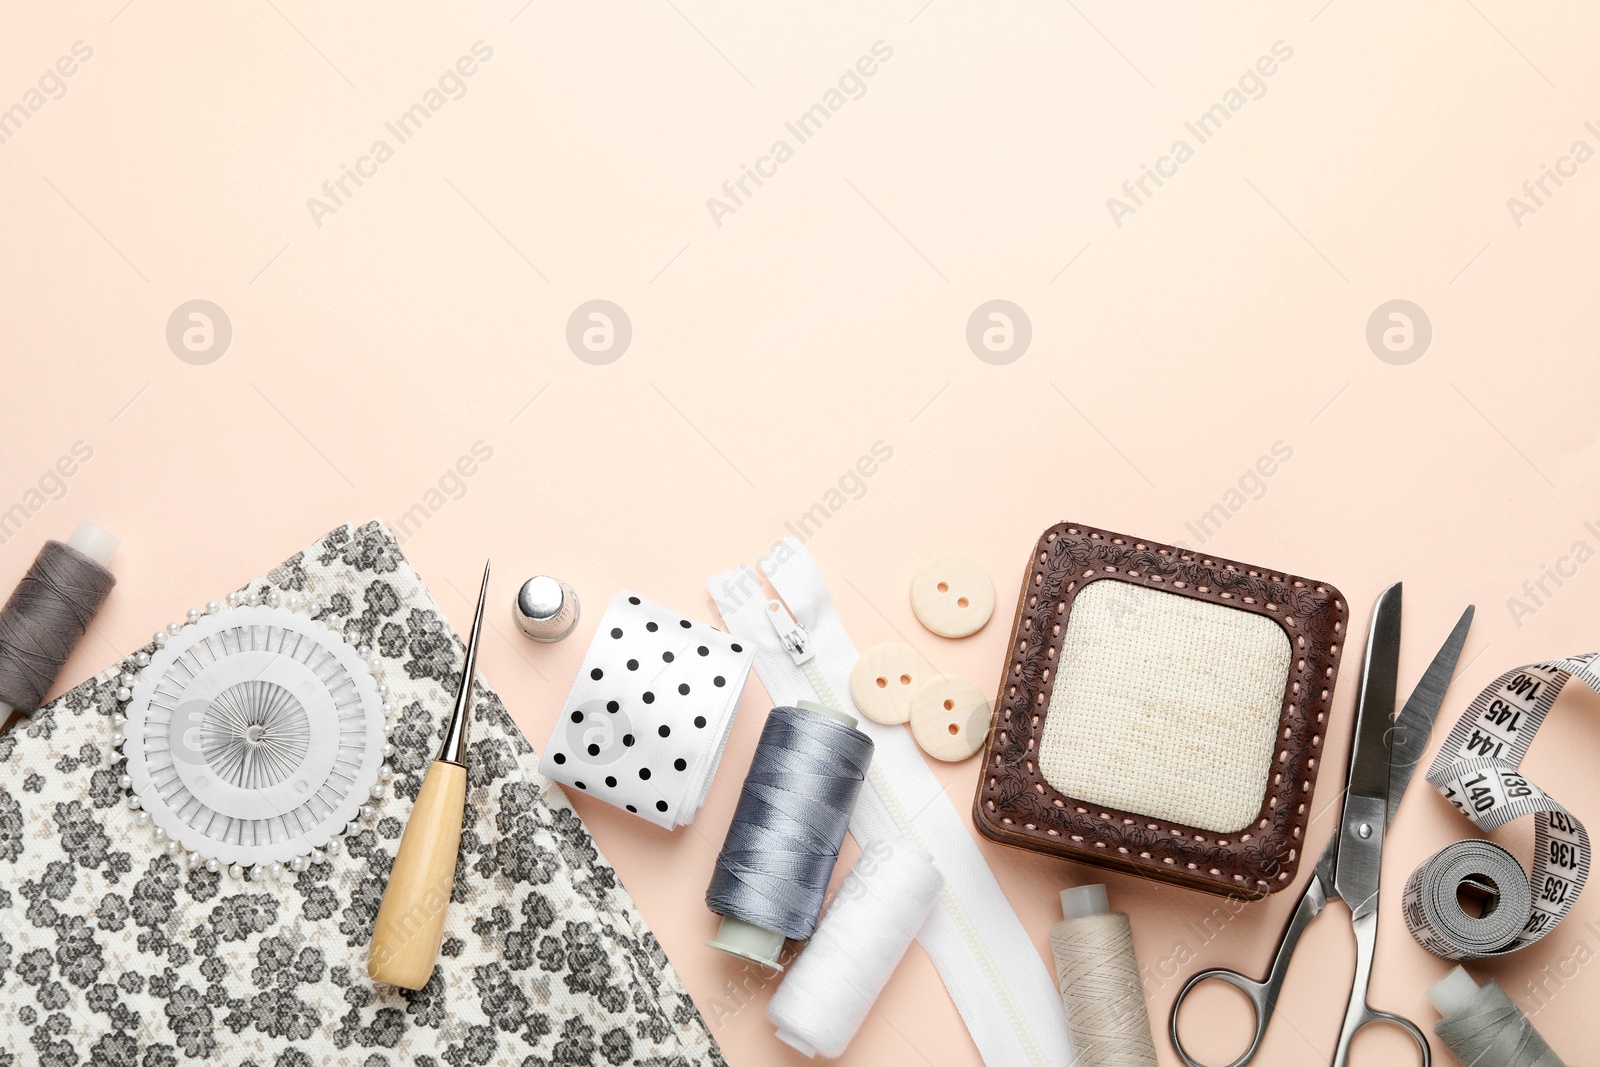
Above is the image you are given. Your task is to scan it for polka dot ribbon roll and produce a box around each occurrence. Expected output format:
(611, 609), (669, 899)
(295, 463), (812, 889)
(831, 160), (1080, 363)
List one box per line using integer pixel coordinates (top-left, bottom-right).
(538, 590), (754, 828)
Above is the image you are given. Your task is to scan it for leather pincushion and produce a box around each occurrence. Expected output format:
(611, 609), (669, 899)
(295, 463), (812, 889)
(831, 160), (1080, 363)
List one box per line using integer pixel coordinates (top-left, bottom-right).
(973, 522), (1348, 898)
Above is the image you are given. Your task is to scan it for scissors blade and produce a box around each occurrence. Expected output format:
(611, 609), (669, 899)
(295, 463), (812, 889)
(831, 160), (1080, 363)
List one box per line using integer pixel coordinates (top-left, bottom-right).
(1311, 828), (1340, 889)
(1330, 582), (1402, 914)
(1386, 604), (1474, 828)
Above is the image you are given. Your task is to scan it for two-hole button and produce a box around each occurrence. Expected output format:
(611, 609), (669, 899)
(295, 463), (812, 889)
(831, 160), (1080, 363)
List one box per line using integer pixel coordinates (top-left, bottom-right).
(909, 552), (995, 638)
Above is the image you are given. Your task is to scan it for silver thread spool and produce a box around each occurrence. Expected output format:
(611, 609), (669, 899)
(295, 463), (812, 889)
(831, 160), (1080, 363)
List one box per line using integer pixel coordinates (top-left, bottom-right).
(513, 575), (578, 642)
(706, 701), (874, 969)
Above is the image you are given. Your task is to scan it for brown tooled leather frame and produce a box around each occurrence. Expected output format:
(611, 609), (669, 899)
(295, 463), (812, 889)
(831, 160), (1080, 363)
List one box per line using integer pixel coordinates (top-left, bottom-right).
(973, 522), (1348, 898)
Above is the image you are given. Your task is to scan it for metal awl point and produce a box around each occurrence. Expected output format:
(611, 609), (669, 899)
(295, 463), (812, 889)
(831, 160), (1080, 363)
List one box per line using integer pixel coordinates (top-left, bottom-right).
(437, 560), (490, 766)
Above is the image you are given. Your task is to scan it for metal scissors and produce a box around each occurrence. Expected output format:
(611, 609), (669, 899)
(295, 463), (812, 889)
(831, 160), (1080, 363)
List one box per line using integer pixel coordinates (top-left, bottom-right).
(1169, 584), (1474, 1067)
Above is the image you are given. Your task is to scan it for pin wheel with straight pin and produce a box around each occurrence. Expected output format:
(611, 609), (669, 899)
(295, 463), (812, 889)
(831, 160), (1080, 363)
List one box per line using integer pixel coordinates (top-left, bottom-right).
(110, 592), (391, 882)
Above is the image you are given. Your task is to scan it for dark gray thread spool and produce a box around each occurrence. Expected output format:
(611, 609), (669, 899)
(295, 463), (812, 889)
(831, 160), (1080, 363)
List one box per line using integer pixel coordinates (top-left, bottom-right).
(0, 523), (118, 715)
(706, 702), (873, 969)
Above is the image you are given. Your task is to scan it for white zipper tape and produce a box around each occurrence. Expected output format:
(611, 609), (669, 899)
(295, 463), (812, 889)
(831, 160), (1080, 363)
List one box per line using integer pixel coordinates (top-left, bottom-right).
(710, 541), (1073, 1067)
(1402, 654), (1594, 960)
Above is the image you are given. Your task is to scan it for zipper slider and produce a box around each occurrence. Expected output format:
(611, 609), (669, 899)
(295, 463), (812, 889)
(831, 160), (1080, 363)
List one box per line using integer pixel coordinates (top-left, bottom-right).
(766, 599), (815, 665)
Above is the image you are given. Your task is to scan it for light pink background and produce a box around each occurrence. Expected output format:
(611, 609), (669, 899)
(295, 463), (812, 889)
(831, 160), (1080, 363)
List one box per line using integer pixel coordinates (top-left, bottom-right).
(5, 2), (1600, 1064)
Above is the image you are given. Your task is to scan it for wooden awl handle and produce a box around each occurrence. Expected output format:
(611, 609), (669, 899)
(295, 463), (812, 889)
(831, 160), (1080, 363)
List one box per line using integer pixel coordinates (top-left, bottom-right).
(367, 759), (467, 989)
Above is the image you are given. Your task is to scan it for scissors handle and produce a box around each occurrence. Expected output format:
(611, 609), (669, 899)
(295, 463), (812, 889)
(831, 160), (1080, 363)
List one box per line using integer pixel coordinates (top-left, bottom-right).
(1169, 876), (1327, 1067)
(1169, 967), (1273, 1067)
(1333, 912), (1431, 1067)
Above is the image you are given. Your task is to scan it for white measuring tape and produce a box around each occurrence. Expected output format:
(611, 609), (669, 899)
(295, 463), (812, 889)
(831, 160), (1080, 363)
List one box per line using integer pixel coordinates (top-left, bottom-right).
(1403, 654), (1594, 960)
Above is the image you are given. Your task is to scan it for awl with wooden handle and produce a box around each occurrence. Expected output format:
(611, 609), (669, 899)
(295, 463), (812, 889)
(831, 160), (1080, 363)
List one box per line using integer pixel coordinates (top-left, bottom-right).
(367, 560), (490, 989)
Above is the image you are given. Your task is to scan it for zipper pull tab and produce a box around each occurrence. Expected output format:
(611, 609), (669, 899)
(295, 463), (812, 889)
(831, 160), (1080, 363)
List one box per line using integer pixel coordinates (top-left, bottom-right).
(766, 599), (815, 665)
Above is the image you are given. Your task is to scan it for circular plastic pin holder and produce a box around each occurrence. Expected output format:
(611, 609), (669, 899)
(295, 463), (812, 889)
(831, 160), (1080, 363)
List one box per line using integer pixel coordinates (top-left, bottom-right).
(108, 591), (392, 882)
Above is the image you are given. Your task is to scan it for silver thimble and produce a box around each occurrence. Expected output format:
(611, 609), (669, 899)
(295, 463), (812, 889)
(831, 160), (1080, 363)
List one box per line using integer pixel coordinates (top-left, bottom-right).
(514, 576), (578, 642)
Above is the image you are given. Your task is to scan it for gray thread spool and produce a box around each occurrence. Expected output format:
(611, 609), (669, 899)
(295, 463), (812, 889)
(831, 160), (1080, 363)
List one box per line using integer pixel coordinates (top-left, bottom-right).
(0, 522), (118, 716)
(1429, 967), (1566, 1067)
(706, 702), (874, 969)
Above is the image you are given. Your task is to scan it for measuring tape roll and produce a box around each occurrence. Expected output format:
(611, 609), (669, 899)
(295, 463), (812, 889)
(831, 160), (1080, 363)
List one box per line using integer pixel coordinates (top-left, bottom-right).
(1403, 841), (1531, 958)
(1402, 655), (1593, 960)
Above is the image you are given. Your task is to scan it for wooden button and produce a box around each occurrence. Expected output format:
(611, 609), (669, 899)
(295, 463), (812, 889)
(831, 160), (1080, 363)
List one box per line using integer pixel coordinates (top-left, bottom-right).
(910, 675), (991, 762)
(849, 643), (927, 725)
(910, 553), (995, 638)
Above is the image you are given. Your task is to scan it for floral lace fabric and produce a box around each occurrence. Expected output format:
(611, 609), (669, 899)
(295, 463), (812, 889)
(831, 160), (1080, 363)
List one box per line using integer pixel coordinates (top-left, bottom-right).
(0, 521), (725, 1067)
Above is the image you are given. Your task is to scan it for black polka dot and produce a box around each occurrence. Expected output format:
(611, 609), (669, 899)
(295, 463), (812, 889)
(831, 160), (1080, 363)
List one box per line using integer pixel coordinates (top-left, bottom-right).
(626, 804), (637, 813)
(628, 596), (641, 605)
(674, 758), (687, 771)
(714, 676), (726, 687)
(642, 692), (655, 704)
(678, 683), (690, 695)
(639, 768), (651, 781)
(627, 659), (639, 671)
(656, 801), (668, 812)
(590, 668), (604, 681)
(587, 743), (600, 757)
(697, 646), (709, 656)
(605, 776), (617, 788)
(694, 715), (707, 728)
(610, 627), (623, 639)
(575, 781), (586, 790)
(553, 753), (566, 765)
(571, 710), (584, 723)
(680, 619), (692, 628)
(606, 700), (619, 713)
(646, 621), (658, 632)
(658, 725), (671, 738)
(662, 651), (674, 663)
(731, 643), (742, 653)
(623, 734), (635, 746)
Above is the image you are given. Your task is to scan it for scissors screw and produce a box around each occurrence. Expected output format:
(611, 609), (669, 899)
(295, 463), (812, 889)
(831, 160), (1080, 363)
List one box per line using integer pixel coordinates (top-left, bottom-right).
(1357, 823), (1373, 839)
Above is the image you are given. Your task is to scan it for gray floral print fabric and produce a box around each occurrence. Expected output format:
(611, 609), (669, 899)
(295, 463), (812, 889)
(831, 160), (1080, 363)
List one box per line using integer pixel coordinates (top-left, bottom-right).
(0, 521), (726, 1067)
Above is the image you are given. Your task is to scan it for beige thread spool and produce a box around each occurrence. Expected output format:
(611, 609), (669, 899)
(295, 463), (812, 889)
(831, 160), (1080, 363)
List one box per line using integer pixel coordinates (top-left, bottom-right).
(1050, 884), (1158, 1067)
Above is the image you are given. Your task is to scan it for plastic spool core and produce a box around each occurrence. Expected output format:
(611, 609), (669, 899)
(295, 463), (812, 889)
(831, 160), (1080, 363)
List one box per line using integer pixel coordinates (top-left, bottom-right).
(1061, 883), (1110, 920)
(1427, 966), (1481, 1019)
(706, 700), (860, 971)
(796, 699), (858, 727)
(68, 521), (120, 567)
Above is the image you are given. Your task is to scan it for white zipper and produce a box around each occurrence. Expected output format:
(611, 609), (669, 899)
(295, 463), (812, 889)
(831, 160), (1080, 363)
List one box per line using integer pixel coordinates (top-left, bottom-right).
(763, 598), (839, 706)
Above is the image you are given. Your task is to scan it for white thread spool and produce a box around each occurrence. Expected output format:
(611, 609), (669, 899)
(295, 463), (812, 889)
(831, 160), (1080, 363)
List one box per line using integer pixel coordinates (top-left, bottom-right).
(1429, 967), (1567, 1067)
(1050, 884), (1157, 1067)
(766, 837), (941, 1058)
